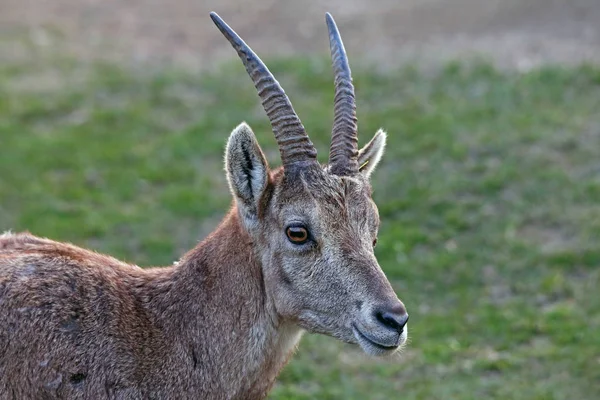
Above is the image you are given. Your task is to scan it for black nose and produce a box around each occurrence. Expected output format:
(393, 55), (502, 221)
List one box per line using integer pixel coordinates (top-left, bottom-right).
(375, 305), (409, 334)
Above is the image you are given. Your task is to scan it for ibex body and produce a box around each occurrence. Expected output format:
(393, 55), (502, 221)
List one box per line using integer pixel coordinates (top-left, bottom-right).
(0, 12), (408, 400)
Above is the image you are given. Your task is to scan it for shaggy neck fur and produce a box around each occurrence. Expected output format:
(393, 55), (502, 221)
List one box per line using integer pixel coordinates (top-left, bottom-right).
(0, 208), (303, 399)
(140, 208), (303, 398)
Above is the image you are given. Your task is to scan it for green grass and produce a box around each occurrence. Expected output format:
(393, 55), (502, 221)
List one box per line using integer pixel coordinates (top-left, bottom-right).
(1, 57), (599, 399)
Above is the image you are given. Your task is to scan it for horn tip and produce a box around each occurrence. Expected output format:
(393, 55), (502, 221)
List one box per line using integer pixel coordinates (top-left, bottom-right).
(325, 12), (335, 26)
(210, 12), (228, 31)
(325, 12), (341, 37)
(210, 12), (236, 45)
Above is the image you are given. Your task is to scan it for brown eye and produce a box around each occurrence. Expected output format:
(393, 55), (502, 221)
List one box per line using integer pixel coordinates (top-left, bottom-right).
(372, 238), (378, 248)
(286, 225), (309, 244)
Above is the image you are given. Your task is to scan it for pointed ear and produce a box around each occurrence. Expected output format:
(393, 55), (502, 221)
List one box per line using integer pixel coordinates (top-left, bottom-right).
(358, 129), (386, 178)
(225, 123), (270, 227)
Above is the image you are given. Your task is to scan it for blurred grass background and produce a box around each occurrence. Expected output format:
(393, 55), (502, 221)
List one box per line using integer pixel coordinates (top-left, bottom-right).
(1, 56), (599, 399)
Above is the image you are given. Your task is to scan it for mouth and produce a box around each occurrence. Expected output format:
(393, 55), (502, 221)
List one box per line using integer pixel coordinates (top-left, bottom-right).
(351, 324), (401, 354)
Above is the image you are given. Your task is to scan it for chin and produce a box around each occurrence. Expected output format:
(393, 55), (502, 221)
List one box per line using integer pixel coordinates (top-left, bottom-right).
(352, 325), (408, 357)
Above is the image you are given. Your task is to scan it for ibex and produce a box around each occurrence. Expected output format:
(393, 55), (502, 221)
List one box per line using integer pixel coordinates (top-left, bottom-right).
(0, 12), (408, 400)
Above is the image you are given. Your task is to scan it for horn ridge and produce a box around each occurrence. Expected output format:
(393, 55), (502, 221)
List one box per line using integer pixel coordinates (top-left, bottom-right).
(210, 12), (318, 168)
(326, 12), (359, 176)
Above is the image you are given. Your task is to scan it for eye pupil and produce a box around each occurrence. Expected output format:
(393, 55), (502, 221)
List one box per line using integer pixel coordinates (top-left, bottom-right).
(289, 230), (304, 238)
(286, 226), (308, 244)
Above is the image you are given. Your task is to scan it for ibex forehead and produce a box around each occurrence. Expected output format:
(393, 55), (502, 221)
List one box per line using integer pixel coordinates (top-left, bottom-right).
(274, 167), (376, 224)
(275, 166), (368, 200)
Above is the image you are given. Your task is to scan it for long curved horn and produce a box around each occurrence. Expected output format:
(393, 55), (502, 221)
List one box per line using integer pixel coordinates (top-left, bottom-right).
(326, 12), (359, 176)
(210, 12), (318, 169)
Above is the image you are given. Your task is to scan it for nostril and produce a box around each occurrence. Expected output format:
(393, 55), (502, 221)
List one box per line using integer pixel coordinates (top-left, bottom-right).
(375, 309), (409, 333)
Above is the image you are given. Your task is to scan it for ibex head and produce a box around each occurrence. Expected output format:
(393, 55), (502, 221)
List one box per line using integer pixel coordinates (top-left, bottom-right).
(211, 12), (408, 356)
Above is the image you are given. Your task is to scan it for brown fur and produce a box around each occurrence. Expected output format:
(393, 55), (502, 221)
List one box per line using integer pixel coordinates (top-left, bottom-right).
(0, 63), (406, 400)
(0, 209), (297, 399)
(0, 121), (407, 399)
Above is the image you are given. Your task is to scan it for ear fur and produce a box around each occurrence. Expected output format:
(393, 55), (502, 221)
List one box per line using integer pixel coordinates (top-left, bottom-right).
(225, 123), (269, 228)
(358, 129), (386, 178)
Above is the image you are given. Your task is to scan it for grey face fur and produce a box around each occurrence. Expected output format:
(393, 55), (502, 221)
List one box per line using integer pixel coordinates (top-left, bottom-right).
(225, 124), (407, 356)
(215, 11), (409, 357)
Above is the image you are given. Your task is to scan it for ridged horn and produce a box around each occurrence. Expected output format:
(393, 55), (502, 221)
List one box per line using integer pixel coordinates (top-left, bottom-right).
(210, 12), (318, 169)
(326, 12), (359, 176)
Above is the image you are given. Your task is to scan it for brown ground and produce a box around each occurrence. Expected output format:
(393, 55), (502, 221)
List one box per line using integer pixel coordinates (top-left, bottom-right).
(1, 0), (599, 70)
